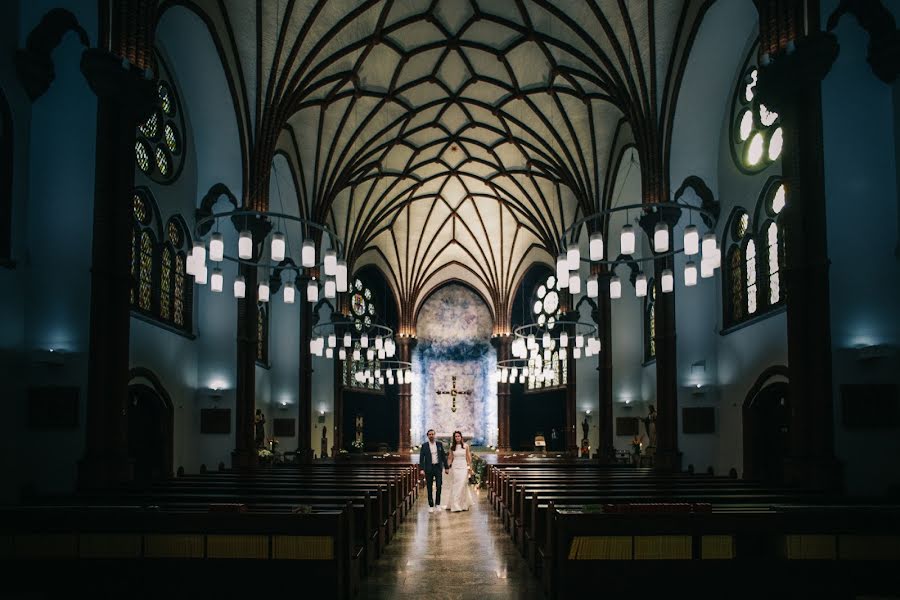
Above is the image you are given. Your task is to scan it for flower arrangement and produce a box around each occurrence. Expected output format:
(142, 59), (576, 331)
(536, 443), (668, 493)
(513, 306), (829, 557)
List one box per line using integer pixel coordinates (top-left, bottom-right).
(469, 454), (487, 488)
(258, 448), (273, 460)
(351, 440), (364, 451)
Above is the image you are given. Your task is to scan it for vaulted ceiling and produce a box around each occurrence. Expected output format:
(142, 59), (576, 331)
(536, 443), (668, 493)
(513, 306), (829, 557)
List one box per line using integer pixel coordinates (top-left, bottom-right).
(168, 0), (711, 331)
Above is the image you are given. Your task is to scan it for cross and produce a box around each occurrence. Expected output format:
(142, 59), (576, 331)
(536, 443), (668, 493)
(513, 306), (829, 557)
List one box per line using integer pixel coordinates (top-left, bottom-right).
(435, 375), (472, 413)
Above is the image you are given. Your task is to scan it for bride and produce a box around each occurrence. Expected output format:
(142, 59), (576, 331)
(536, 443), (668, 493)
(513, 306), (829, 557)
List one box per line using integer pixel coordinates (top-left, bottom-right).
(446, 431), (474, 512)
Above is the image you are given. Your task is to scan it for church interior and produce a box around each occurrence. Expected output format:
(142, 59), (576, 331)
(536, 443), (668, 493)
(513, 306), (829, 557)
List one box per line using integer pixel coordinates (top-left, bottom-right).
(1, 0), (900, 597)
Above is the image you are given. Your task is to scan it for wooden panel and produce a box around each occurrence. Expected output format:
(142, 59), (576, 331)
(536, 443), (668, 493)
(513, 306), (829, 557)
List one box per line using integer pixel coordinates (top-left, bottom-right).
(206, 534), (268, 559)
(79, 534), (142, 558)
(634, 535), (692, 560)
(615, 417), (639, 436)
(701, 535), (735, 559)
(272, 535), (334, 560)
(784, 534), (836, 560)
(838, 535), (900, 560)
(201, 408), (231, 434)
(14, 534), (77, 558)
(273, 418), (296, 437)
(144, 534), (204, 558)
(568, 536), (632, 560)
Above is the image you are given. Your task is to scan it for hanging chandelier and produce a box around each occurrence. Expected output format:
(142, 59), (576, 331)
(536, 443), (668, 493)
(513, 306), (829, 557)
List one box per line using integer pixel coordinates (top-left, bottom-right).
(558, 201), (721, 298)
(309, 321), (414, 387)
(498, 319), (599, 384)
(187, 208), (346, 302)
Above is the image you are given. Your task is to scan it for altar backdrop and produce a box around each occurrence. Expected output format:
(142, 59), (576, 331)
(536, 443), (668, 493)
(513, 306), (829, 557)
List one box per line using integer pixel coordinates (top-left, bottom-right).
(411, 285), (497, 446)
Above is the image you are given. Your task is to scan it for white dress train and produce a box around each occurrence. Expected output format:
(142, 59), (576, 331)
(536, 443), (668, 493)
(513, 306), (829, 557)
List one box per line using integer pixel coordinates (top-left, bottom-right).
(448, 444), (474, 512)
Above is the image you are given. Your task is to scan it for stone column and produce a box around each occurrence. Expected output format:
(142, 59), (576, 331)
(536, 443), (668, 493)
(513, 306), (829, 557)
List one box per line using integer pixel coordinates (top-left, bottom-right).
(397, 336), (416, 451)
(594, 268), (615, 463)
(296, 273), (314, 463)
(640, 207), (682, 472)
(755, 14), (842, 488)
(491, 335), (512, 451)
(78, 49), (157, 488)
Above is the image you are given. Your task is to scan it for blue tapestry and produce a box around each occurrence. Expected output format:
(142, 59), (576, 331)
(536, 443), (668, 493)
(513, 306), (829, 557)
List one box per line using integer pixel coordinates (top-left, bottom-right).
(411, 285), (497, 446)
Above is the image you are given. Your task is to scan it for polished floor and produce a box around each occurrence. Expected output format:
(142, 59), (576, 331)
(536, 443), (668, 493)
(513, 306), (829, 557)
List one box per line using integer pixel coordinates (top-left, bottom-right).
(358, 486), (543, 600)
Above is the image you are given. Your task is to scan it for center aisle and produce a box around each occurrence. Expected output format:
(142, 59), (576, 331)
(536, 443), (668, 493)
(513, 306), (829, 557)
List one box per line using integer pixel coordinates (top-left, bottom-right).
(358, 485), (542, 599)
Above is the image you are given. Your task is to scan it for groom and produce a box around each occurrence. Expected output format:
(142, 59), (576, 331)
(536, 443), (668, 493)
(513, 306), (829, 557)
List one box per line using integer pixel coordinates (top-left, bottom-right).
(419, 429), (449, 513)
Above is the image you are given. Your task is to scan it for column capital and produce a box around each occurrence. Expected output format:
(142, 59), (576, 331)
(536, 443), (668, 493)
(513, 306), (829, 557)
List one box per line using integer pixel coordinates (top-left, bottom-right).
(80, 48), (157, 120)
(756, 32), (839, 113)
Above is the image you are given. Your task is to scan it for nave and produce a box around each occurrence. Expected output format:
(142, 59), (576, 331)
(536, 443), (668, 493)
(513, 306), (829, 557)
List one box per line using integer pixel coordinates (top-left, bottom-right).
(359, 489), (540, 600)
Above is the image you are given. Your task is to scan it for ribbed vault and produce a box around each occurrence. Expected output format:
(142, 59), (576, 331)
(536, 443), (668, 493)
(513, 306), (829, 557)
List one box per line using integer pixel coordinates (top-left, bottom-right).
(160, 0), (711, 329)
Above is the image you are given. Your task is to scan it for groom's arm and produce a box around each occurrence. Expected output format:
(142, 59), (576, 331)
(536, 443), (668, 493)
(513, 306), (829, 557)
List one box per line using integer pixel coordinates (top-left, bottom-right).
(441, 444), (450, 470)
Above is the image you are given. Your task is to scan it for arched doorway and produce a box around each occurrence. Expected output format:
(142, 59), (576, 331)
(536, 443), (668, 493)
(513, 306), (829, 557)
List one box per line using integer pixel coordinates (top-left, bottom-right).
(742, 366), (789, 483)
(128, 369), (174, 482)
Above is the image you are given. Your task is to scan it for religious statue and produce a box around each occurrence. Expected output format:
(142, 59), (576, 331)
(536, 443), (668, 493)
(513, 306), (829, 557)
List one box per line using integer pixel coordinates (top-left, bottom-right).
(320, 425), (328, 459)
(254, 409), (266, 449)
(354, 414), (364, 445)
(641, 405), (657, 452)
(582, 415), (590, 441)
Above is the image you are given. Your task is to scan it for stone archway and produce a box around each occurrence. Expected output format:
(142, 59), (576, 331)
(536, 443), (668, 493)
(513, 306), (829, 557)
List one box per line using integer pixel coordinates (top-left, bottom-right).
(128, 368), (175, 482)
(742, 366), (790, 483)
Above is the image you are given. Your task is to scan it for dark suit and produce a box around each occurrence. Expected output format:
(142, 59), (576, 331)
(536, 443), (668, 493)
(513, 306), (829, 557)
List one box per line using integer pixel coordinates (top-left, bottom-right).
(419, 440), (449, 507)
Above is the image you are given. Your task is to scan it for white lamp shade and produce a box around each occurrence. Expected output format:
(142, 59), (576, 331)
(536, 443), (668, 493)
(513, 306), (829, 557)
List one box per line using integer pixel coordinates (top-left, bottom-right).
(192, 241), (206, 265)
(589, 232), (604, 261)
(661, 269), (674, 293)
(324, 277), (336, 299)
(375, 335), (384, 350)
(234, 275), (246, 298)
(328, 334), (337, 348)
(573, 347), (582, 359)
(325, 348), (333, 359)
(377, 348), (386, 360)
(352, 349), (361, 361)
(339, 348), (347, 360)
(324, 250), (337, 276)
(684, 261), (698, 286)
(195, 265), (208, 285)
(258, 282), (270, 302)
(609, 276), (622, 299)
(575, 334), (585, 348)
(560, 332), (569, 347)
(569, 274), (581, 295)
(336, 260), (348, 292)
(702, 233), (717, 258)
(635, 273), (648, 297)
(566, 244), (580, 271)
(560, 348), (568, 360)
(343, 333), (352, 347)
(556, 253), (568, 282)
(210, 268), (223, 292)
(683, 225), (699, 256)
(701, 258), (714, 278)
(238, 230), (252, 260)
(510, 368), (518, 380)
(283, 283), (295, 304)
(385, 339), (396, 357)
(271, 232), (285, 262)
(361, 333), (369, 348)
(542, 332), (551, 347)
(405, 370), (413, 384)
(209, 232), (224, 262)
(301, 239), (316, 267)
(620, 224), (635, 255)
(309, 339), (318, 354)
(185, 254), (197, 276)
(518, 373), (526, 384)
(654, 222), (669, 253)
(586, 274), (599, 298)
(306, 279), (319, 303)
(710, 246), (721, 269)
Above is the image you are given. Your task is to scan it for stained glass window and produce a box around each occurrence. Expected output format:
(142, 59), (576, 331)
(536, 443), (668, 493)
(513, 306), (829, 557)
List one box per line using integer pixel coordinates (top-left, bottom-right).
(139, 231), (153, 311)
(644, 285), (656, 363)
(767, 222), (781, 305)
(135, 53), (184, 182)
(729, 247), (744, 324)
(174, 254), (185, 326)
(160, 246), (172, 320)
(731, 43), (784, 172)
(257, 303), (268, 365)
(528, 275), (567, 391)
(344, 278), (382, 391)
(746, 239), (758, 315)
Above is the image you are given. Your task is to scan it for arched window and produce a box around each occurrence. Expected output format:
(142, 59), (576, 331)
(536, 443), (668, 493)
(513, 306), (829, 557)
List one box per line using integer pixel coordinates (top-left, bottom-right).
(528, 275), (567, 391)
(257, 303), (269, 366)
(0, 88), (12, 263)
(730, 42), (783, 172)
(723, 180), (788, 329)
(130, 189), (192, 333)
(343, 277), (382, 391)
(644, 283), (656, 363)
(135, 51), (185, 183)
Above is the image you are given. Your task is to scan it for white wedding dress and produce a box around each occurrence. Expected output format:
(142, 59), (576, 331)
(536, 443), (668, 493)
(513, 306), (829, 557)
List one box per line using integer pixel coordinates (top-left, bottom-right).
(448, 444), (474, 512)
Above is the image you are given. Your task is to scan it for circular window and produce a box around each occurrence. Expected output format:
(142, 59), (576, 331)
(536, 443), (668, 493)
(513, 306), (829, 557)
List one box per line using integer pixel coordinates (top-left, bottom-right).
(135, 53), (186, 183)
(730, 43), (783, 173)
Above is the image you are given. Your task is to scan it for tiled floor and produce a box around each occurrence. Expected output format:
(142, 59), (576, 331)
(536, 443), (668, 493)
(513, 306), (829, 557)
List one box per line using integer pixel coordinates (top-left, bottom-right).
(358, 486), (543, 599)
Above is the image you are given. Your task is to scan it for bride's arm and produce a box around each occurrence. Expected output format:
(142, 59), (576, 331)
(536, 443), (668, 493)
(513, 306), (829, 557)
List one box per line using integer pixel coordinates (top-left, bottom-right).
(466, 445), (472, 468)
